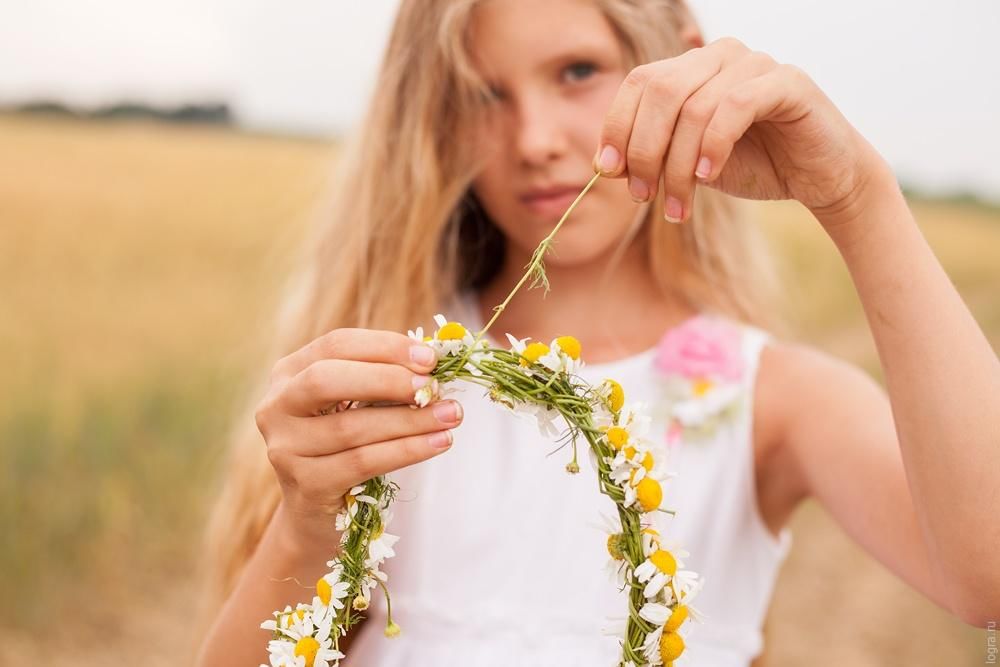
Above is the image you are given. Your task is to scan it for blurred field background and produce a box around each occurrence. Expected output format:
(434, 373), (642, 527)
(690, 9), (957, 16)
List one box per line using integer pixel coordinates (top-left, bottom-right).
(0, 113), (994, 665)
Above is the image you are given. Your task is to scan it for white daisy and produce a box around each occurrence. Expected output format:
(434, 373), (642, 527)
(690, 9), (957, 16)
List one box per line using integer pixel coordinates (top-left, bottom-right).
(594, 401), (652, 437)
(263, 634), (344, 667)
(413, 377), (440, 407)
(537, 335), (584, 375)
(592, 512), (629, 588)
(317, 572), (351, 611)
(668, 568), (702, 603)
(429, 314), (476, 357)
(634, 544), (689, 599)
(504, 332), (554, 377)
(334, 486), (377, 532)
(509, 399), (563, 438)
(365, 530), (400, 566)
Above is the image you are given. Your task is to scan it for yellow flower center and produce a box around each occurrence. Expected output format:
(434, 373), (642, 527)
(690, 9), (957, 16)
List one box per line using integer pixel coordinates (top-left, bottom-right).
(659, 630), (686, 662)
(636, 477), (663, 512)
(665, 604), (689, 632)
(555, 335), (581, 360)
(294, 636), (320, 667)
(384, 621), (402, 638)
(605, 379), (625, 412)
(606, 533), (626, 561)
(316, 577), (332, 606)
(520, 341), (550, 366)
(283, 608), (306, 628)
(650, 549), (677, 576)
(606, 426), (629, 449)
(623, 446), (654, 471)
(692, 377), (713, 396)
(437, 322), (467, 340)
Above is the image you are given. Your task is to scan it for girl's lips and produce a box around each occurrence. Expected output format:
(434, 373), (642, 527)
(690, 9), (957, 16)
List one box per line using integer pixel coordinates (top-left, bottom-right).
(520, 188), (583, 218)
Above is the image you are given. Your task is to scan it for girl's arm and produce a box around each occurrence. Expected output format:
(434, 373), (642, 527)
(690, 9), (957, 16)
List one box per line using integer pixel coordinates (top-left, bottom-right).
(820, 163), (998, 623)
(194, 504), (365, 666)
(764, 159), (1000, 627)
(195, 504), (330, 667)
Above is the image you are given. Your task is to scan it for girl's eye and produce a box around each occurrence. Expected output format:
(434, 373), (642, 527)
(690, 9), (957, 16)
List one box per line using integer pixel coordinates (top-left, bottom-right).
(481, 84), (506, 105)
(562, 61), (597, 84)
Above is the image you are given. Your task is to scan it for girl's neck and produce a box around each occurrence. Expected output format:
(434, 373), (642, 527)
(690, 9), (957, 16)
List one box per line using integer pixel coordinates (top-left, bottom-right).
(475, 238), (697, 364)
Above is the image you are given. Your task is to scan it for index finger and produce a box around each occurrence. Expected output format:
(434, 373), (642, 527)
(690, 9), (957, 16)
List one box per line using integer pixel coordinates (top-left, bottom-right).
(272, 328), (437, 380)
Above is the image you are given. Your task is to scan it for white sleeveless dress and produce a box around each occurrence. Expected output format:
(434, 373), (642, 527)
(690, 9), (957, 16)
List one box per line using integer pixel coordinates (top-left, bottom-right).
(348, 290), (792, 666)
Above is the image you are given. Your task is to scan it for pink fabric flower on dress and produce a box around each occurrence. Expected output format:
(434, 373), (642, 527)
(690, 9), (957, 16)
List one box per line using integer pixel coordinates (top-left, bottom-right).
(655, 315), (744, 382)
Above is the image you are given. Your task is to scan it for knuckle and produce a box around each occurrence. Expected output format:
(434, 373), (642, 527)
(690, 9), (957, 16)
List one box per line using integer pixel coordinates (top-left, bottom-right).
(782, 63), (812, 85)
(318, 328), (351, 359)
(664, 156), (692, 184)
(724, 87), (754, 111)
(646, 73), (678, 99)
(625, 144), (661, 177)
(298, 360), (331, 397)
(265, 439), (293, 471)
(715, 36), (748, 53)
(702, 122), (729, 147)
(747, 50), (777, 69)
(254, 394), (278, 438)
(679, 97), (714, 126)
(601, 116), (632, 144)
(400, 434), (428, 464)
(341, 446), (372, 481)
(269, 355), (292, 383)
(324, 413), (353, 446)
(623, 64), (651, 89)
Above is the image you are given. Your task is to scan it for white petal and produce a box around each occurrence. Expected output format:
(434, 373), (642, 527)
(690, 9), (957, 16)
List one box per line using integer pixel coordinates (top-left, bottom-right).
(638, 602), (671, 624)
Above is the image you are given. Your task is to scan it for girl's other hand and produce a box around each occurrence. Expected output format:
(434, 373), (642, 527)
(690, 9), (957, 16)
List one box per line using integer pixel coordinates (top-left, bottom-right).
(594, 37), (888, 225)
(254, 328), (462, 555)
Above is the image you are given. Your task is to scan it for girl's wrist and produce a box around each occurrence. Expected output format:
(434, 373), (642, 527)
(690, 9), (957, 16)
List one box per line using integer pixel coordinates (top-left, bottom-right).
(268, 502), (342, 569)
(809, 141), (903, 241)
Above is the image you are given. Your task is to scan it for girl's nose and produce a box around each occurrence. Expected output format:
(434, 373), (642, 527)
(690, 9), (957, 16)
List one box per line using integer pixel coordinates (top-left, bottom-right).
(514, 97), (569, 167)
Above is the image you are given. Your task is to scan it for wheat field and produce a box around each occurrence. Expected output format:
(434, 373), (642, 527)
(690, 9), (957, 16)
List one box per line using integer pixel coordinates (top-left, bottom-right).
(0, 114), (994, 664)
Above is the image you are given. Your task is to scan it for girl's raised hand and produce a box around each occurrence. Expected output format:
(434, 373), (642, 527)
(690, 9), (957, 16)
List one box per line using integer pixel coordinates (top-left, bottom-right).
(594, 37), (885, 224)
(254, 328), (462, 554)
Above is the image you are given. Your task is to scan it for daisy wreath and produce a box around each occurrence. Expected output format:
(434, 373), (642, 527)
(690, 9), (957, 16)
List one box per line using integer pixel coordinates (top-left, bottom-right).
(261, 173), (703, 667)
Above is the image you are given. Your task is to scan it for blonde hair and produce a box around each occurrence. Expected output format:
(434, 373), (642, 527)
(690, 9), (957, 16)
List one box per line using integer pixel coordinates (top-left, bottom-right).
(196, 0), (784, 635)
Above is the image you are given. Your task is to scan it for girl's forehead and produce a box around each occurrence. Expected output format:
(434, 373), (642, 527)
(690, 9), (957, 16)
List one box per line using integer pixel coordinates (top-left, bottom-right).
(468, 0), (619, 75)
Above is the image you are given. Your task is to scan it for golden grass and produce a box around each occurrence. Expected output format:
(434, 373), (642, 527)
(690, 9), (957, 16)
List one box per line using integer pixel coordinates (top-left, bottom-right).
(0, 114), (994, 663)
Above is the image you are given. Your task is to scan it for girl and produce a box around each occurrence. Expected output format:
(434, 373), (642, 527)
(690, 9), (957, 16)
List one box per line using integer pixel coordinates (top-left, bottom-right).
(195, 1), (999, 665)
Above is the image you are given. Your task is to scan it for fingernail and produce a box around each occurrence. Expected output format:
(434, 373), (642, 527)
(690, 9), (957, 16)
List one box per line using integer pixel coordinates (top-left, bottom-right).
(432, 400), (462, 424)
(664, 196), (683, 223)
(597, 145), (621, 174)
(428, 430), (453, 449)
(628, 176), (649, 202)
(409, 345), (435, 366)
(695, 156), (712, 179)
(412, 375), (431, 390)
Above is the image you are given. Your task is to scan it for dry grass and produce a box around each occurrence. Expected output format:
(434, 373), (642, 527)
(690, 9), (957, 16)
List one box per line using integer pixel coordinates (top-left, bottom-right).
(0, 114), (994, 664)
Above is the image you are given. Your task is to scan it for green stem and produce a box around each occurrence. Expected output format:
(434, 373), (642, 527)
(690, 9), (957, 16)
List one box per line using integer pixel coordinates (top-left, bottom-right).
(475, 171), (601, 341)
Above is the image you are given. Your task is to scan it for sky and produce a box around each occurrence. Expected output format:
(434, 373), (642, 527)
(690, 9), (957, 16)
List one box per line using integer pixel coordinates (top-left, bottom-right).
(1, 0), (998, 200)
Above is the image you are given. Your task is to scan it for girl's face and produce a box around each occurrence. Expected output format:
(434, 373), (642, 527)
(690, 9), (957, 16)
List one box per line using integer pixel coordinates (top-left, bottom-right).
(468, 0), (640, 268)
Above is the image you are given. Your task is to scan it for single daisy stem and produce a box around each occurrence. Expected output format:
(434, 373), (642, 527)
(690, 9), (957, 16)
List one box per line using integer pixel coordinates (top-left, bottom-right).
(376, 576), (394, 627)
(473, 171), (602, 343)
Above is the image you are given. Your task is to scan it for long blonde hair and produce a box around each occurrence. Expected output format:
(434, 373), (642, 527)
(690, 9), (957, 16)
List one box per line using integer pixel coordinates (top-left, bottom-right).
(197, 0), (784, 631)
